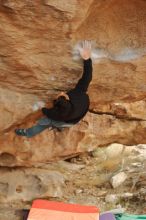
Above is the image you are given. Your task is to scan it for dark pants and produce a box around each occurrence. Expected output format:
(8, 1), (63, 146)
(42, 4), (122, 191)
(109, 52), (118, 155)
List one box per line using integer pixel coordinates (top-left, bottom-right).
(25, 117), (74, 138)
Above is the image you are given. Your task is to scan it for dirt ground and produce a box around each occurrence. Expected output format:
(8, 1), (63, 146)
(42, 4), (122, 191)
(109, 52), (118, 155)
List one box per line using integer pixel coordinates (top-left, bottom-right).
(0, 144), (146, 220)
(64, 152), (146, 214)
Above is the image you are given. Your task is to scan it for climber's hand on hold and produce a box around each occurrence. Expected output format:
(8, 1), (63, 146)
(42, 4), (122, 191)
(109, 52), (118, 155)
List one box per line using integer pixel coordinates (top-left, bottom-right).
(79, 40), (92, 60)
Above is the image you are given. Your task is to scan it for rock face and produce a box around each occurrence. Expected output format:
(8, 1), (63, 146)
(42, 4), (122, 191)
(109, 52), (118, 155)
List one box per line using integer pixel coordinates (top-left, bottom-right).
(0, 0), (146, 166)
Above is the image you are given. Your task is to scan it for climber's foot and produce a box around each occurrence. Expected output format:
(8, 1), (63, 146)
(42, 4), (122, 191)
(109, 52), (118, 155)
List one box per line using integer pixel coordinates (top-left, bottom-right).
(15, 129), (27, 136)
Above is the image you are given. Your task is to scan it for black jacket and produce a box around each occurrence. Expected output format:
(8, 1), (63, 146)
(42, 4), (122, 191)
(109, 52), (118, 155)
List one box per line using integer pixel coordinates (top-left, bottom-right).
(42, 58), (92, 123)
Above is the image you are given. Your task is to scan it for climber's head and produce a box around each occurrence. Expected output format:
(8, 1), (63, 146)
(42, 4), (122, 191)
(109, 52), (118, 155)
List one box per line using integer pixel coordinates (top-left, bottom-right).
(54, 93), (72, 116)
(56, 92), (70, 101)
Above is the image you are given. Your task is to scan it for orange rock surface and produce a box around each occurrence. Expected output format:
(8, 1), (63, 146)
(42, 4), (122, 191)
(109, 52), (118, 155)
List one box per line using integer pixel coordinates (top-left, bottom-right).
(0, 0), (146, 166)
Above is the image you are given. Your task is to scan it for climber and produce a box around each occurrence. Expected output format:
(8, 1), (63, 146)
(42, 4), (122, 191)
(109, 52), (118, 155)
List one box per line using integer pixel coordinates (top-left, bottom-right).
(15, 40), (93, 137)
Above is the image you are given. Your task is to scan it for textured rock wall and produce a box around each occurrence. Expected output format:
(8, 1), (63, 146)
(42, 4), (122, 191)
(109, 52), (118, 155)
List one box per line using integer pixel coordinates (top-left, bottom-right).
(0, 0), (146, 166)
(0, 143), (146, 219)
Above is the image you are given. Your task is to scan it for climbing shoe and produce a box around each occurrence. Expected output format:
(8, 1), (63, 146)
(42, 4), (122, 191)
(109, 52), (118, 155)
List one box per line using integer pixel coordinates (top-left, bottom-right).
(15, 129), (27, 136)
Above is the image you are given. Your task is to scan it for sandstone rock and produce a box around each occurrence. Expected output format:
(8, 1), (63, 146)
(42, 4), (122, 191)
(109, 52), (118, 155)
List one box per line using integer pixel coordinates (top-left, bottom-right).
(0, 0), (146, 217)
(92, 143), (124, 161)
(110, 172), (128, 188)
(1, 112), (146, 166)
(105, 143), (124, 158)
(105, 194), (118, 203)
(0, 0), (146, 166)
(120, 192), (133, 198)
(75, 189), (83, 194)
(43, 0), (77, 18)
(0, 168), (66, 202)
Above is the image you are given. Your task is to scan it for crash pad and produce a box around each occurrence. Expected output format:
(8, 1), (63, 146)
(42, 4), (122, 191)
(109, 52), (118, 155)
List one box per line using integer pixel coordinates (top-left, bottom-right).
(115, 214), (146, 220)
(27, 199), (99, 220)
(100, 212), (116, 220)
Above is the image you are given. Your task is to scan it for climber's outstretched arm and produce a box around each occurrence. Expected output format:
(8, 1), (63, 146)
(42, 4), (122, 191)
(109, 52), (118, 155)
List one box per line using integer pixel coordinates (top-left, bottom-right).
(73, 40), (92, 93)
(74, 58), (92, 93)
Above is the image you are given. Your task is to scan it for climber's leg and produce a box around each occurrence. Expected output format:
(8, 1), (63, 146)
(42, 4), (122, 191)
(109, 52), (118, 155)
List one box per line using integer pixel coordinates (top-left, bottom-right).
(15, 117), (52, 138)
(51, 120), (74, 131)
(15, 118), (74, 137)
(38, 117), (52, 126)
